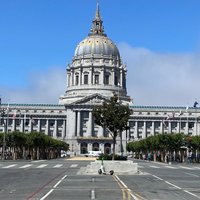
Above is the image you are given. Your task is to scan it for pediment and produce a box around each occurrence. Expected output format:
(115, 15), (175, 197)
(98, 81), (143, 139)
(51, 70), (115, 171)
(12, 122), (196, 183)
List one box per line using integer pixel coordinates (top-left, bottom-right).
(69, 93), (108, 106)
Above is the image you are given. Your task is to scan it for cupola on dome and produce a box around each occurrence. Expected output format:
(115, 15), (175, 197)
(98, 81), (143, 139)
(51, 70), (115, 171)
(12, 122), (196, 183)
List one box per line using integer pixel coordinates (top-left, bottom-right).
(73, 2), (120, 60)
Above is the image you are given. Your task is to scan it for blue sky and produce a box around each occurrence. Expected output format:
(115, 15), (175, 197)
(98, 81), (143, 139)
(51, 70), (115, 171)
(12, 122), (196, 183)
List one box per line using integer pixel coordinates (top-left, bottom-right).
(0, 0), (200, 106)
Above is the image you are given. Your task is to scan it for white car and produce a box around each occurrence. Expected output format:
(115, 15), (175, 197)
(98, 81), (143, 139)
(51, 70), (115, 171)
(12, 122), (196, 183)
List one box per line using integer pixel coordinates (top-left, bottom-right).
(61, 150), (70, 158)
(84, 151), (102, 157)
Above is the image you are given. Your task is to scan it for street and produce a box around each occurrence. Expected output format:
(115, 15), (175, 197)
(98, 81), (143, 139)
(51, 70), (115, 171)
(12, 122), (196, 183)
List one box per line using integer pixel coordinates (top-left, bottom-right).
(0, 158), (200, 199)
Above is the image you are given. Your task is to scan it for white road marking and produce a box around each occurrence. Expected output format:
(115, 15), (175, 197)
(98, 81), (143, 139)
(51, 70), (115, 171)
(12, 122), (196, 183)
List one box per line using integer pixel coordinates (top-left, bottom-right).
(165, 166), (176, 169)
(36, 164), (47, 168)
(179, 166), (194, 170)
(70, 164), (78, 168)
(151, 174), (200, 199)
(2, 164), (17, 168)
(165, 181), (181, 189)
(114, 175), (145, 200)
(91, 189), (95, 200)
(32, 160), (46, 163)
(149, 165), (160, 168)
(152, 175), (163, 181)
(184, 172), (199, 177)
(19, 164), (32, 169)
(40, 174), (67, 200)
(184, 190), (200, 199)
(53, 164), (63, 168)
(193, 167), (200, 170)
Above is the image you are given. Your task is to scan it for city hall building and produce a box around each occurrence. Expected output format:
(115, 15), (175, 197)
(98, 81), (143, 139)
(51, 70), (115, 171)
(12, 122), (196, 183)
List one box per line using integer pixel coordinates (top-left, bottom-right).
(0, 4), (199, 155)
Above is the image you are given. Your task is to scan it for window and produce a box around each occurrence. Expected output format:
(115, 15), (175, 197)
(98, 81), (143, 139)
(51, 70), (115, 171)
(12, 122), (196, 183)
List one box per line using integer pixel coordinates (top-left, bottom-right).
(105, 74), (109, 85)
(115, 76), (118, 86)
(84, 75), (88, 84)
(94, 74), (99, 84)
(75, 75), (79, 85)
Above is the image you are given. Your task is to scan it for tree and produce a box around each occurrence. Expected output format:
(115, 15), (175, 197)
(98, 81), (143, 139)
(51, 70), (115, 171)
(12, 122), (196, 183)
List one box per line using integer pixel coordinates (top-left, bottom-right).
(92, 94), (132, 160)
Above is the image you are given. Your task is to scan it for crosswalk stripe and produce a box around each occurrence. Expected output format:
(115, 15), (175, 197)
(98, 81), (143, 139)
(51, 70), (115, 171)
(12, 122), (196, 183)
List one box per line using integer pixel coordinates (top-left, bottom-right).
(179, 166), (194, 170)
(2, 164), (17, 168)
(19, 164), (32, 169)
(53, 164), (63, 168)
(70, 164), (78, 168)
(165, 166), (176, 169)
(193, 167), (200, 170)
(149, 165), (160, 168)
(37, 164), (48, 168)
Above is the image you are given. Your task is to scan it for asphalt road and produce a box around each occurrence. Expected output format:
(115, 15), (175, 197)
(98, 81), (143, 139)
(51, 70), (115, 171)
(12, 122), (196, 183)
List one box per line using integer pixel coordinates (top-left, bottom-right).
(0, 158), (200, 200)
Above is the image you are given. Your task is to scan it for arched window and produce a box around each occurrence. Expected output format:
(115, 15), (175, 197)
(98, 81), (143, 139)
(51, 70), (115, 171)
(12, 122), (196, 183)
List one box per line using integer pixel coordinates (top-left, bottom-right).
(92, 142), (99, 151)
(104, 143), (111, 155)
(80, 142), (88, 154)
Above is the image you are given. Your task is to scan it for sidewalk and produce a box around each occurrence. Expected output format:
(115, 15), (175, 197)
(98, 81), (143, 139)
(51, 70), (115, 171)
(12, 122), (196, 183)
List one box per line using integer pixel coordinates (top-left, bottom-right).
(67, 156), (97, 161)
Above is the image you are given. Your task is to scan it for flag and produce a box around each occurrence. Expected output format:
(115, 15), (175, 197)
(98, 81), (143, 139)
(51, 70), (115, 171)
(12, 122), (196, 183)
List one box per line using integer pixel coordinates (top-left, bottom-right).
(178, 110), (183, 116)
(193, 101), (198, 108)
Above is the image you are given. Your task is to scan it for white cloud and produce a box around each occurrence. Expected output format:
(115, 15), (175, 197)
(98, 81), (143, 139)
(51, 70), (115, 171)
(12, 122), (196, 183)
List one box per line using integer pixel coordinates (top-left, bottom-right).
(118, 42), (200, 106)
(0, 67), (66, 104)
(1, 44), (200, 107)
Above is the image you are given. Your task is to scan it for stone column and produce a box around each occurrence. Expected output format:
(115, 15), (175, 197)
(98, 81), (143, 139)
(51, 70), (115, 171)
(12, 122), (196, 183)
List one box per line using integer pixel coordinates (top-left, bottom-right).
(142, 121), (146, 139)
(135, 121), (138, 139)
(12, 119), (16, 132)
(45, 119), (49, 135)
(151, 121), (155, 136)
(77, 111), (81, 137)
(62, 120), (66, 139)
(185, 121), (189, 135)
(111, 68), (114, 85)
(160, 121), (163, 133)
(87, 112), (93, 137)
(168, 121), (171, 133)
(53, 119), (58, 138)
(37, 119), (41, 133)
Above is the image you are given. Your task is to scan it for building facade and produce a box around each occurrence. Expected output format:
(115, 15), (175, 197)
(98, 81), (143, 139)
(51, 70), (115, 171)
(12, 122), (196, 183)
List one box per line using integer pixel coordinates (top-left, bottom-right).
(0, 3), (200, 155)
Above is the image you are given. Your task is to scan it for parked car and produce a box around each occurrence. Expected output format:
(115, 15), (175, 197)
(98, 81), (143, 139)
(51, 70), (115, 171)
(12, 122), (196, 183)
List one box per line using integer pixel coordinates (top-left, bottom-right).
(61, 150), (70, 158)
(84, 151), (102, 157)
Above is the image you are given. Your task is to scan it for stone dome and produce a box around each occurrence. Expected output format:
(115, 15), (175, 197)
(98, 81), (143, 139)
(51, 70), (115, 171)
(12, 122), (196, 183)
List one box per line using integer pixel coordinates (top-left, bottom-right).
(74, 35), (120, 59)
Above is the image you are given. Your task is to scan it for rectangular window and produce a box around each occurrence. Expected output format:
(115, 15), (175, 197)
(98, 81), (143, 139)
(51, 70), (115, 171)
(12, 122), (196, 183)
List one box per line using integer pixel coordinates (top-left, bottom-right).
(105, 75), (109, 85)
(84, 75), (88, 84)
(75, 75), (79, 85)
(94, 75), (99, 84)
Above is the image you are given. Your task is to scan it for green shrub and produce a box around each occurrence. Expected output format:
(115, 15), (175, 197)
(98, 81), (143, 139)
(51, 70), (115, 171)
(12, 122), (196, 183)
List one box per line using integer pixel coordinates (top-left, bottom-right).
(98, 154), (127, 160)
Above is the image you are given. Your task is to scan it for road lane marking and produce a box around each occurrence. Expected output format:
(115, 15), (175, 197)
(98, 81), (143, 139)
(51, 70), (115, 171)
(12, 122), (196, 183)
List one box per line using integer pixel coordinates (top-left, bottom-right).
(165, 166), (176, 169)
(53, 164), (63, 168)
(151, 173), (200, 199)
(164, 181), (181, 189)
(2, 164), (17, 168)
(184, 172), (199, 177)
(19, 164), (32, 169)
(152, 175), (163, 181)
(179, 166), (194, 170)
(53, 175), (67, 188)
(70, 164), (78, 168)
(193, 167), (200, 170)
(32, 160), (46, 163)
(40, 189), (54, 200)
(114, 175), (145, 200)
(149, 165), (160, 168)
(40, 174), (67, 200)
(36, 164), (47, 168)
(91, 189), (95, 200)
(184, 190), (200, 199)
